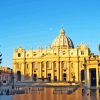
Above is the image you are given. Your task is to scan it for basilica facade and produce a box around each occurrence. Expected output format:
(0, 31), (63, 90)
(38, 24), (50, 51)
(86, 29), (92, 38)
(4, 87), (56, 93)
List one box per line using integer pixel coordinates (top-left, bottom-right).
(13, 28), (100, 87)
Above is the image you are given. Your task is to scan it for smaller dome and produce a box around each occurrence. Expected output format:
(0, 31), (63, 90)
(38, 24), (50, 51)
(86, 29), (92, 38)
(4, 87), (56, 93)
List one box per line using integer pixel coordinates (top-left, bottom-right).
(51, 28), (74, 48)
(77, 43), (89, 49)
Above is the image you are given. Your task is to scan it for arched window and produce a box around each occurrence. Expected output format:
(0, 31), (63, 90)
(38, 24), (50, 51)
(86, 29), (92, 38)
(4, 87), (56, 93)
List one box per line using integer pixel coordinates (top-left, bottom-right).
(81, 51), (84, 55)
(18, 53), (21, 57)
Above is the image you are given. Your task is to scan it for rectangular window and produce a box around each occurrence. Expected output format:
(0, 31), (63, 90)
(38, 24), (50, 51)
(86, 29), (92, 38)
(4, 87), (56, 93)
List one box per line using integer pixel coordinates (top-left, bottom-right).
(81, 51), (84, 55)
(18, 53), (21, 57)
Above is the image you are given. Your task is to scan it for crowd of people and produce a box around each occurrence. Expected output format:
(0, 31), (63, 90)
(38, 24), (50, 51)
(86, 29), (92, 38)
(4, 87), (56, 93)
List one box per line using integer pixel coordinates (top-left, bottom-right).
(0, 88), (25, 95)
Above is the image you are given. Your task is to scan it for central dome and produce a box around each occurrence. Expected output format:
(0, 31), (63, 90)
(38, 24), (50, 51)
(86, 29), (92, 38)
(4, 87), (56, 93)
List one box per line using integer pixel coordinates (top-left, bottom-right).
(51, 28), (74, 48)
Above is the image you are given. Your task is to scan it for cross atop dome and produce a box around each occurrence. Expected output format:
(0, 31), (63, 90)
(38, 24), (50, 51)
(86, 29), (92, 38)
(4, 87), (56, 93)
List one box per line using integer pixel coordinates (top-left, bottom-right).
(60, 27), (65, 35)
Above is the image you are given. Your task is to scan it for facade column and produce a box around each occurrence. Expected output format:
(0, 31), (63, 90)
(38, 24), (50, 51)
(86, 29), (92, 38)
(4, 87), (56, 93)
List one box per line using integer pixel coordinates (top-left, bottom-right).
(84, 67), (87, 87)
(75, 62), (79, 82)
(37, 62), (39, 79)
(60, 61), (62, 81)
(96, 68), (99, 87)
(56, 61), (60, 81)
(13, 63), (17, 82)
(13, 63), (16, 75)
(65, 61), (67, 81)
(99, 65), (100, 86)
(84, 66), (88, 87)
(68, 61), (70, 81)
(86, 68), (90, 88)
(29, 63), (32, 81)
(44, 62), (47, 78)
(39, 62), (42, 78)
(79, 62), (82, 82)
(51, 62), (54, 81)
(21, 63), (25, 81)
(96, 90), (100, 100)
(66, 62), (69, 81)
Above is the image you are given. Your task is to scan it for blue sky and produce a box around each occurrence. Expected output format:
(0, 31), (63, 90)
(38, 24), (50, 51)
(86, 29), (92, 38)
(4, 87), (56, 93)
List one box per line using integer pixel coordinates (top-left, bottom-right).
(0, 0), (100, 67)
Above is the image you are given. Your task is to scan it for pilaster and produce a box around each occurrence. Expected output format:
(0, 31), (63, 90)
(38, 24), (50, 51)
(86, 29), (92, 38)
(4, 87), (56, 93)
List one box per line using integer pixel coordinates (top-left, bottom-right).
(44, 62), (47, 78)
(60, 62), (62, 81)
(56, 61), (60, 80)
(39, 62), (42, 78)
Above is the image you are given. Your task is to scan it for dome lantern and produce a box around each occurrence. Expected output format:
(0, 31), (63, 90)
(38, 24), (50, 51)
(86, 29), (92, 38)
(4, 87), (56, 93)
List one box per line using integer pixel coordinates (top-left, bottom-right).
(60, 27), (65, 35)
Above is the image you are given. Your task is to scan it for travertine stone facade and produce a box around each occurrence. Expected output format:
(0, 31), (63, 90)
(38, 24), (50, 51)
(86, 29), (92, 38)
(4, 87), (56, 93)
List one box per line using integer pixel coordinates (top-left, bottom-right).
(13, 28), (100, 87)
